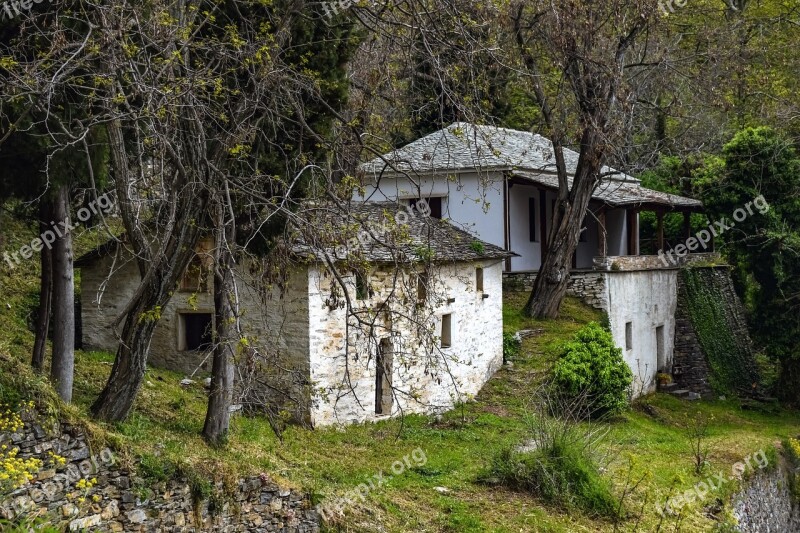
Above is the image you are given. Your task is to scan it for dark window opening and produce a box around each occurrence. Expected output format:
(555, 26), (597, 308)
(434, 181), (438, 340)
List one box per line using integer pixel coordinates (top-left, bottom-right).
(579, 216), (589, 243)
(410, 197), (443, 219)
(625, 321), (633, 351)
(182, 313), (213, 351)
(375, 338), (393, 415)
(355, 271), (369, 300)
(529, 198), (537, 242)
(441, 314), (452, 348)
(476, 267), (484, 292)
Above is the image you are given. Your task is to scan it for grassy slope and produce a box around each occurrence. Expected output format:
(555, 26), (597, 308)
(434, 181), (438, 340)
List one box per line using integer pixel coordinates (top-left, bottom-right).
(2, 211), (800, 531)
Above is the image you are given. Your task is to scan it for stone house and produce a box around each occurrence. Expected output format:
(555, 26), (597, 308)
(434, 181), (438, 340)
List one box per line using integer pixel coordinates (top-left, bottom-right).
(357, 123), (710, 395)
(76, 203), (513, 426)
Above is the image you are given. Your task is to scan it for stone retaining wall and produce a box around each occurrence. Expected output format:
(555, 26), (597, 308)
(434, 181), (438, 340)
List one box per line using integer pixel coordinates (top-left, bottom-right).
(672, 273), (714, 396)
(733, 457), (800, 532)
(0, 409), (320, 532)
(502, 271), (607, 310)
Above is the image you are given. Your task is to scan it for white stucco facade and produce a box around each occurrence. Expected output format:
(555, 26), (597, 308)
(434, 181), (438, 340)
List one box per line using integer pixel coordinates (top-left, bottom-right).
(307, 259), (505, 426)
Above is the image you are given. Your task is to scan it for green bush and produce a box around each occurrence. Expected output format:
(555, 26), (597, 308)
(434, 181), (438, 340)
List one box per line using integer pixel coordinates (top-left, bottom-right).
(481, 439), (617, 518)
(552, 322), (632, 417)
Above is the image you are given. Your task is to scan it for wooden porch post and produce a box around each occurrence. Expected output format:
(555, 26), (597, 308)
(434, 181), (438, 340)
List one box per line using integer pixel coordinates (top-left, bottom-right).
(627, 208), (640, 256)
(503, 178), (511, 271)
(597, 209), (607, 257)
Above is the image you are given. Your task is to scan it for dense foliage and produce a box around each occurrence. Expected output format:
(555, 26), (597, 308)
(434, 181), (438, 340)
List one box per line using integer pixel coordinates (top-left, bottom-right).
(552, 322), (633, 417)
(695, 127), (800, 400)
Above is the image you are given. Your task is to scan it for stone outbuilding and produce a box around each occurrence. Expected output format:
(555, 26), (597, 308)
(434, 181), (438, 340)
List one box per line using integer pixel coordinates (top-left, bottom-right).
(76, 203), (513, 426)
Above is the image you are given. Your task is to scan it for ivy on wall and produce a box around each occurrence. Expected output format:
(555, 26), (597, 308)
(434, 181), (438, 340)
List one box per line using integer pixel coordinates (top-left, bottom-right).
(681, 268), (760, 395)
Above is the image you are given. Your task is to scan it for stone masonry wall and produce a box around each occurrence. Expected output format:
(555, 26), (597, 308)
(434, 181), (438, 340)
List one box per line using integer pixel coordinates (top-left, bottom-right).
(0, 409), (320, 532)
(733, 457), (800, 532)
(672, 272), (714, 396)
(502, 271), (607, 310)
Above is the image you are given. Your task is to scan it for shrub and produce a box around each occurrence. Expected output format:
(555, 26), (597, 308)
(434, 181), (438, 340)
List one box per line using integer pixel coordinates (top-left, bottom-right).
(480, 386), (618, 518)
(552, 322), (632, 417)
(502, 332), (521, 363)
(483, 441), (618, 518)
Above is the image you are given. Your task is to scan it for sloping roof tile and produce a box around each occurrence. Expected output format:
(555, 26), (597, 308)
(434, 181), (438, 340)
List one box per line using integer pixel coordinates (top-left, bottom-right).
(361, 122), (637, 182)
(291, 202), (514, 264)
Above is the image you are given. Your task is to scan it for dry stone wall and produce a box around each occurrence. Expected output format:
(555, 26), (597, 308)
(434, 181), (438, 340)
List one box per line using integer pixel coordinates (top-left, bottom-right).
(0, 410), (320, 532)
(733, 458), (800, 532)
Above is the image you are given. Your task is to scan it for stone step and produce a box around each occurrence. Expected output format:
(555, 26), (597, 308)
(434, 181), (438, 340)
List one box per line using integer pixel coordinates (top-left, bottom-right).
(658, 382), (679, 391)
(669, 389), (701, 401)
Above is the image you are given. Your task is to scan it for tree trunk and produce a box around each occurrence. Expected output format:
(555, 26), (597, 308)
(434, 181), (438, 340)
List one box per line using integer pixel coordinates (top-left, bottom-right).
(90, 119), (209, 423)
(90, 249), (202, 422)
(32, 197), (53, 372)
(203, 208), (237, 445)
(50, 184), (75, 402)
(524, 127), (604, 319)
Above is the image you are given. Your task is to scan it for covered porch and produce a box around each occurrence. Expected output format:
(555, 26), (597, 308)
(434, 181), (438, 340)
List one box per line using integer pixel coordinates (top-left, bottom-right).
(503, 170), (705, 273)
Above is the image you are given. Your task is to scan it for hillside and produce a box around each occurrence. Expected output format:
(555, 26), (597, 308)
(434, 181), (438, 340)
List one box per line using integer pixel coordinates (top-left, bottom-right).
(2, 211), (800, 532)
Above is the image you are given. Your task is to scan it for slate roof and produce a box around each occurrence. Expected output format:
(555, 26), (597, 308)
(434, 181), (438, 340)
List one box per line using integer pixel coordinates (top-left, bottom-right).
(76, 203), (514, 268)
(511, 170), (703, 211)
(291, 202), (514, 264)
(361, 122), (637, 182)
(361, 122), (703, 211)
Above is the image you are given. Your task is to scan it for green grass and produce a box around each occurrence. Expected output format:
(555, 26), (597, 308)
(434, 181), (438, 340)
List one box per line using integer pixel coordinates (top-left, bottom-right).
(2, 213), (800, 531)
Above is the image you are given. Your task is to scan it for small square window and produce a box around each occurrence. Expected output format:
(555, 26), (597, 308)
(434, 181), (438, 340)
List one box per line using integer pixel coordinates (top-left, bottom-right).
(476, 267), (484, 292)
(441, 314), (452, 348)
(179, 313), (213, 352)
(625, 321), (633, 351)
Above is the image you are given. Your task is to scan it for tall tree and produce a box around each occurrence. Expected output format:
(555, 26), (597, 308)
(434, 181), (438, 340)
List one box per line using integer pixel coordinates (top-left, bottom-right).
(49, 183), (74, 401)
(511, 0), (660, 318)
(202, 194), (237, 445)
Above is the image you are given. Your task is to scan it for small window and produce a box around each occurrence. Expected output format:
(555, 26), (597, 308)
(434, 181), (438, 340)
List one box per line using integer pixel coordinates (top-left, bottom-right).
(476, 267), (484, 292)
(441, 314), (452, 348)
(410, 197), (443, 219)
(417, 271), (428, 301)
(656, 325), (666, 371)
(625, 321), (633, 351)
(529, 198), (537, 242)
(180, 313), (213, 351)
(355, 271), (369, 300)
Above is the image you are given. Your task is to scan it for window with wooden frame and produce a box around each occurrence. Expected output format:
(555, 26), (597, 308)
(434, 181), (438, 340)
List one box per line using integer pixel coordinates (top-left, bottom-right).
(441, 314), (452, 348)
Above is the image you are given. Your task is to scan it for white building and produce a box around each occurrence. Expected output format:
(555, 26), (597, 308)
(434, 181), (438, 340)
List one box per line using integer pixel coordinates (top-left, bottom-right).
(77, 202), (513, 426)
(356, 123), (709, 394)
